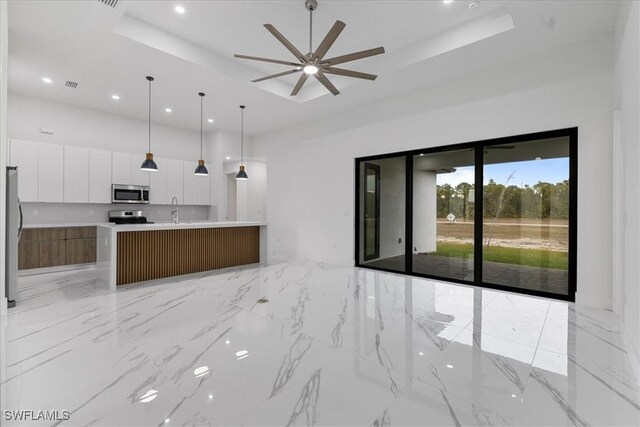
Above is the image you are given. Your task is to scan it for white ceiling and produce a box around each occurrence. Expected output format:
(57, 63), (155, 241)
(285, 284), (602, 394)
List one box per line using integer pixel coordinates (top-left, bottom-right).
(8, 0), (620, 135)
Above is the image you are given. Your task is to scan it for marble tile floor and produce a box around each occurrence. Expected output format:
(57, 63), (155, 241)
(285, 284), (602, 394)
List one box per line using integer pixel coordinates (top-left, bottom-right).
(0, 260), (638, 426)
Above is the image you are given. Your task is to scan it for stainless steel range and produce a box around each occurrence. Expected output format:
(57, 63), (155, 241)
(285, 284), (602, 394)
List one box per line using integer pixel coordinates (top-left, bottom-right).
(108, 210), (152, 225)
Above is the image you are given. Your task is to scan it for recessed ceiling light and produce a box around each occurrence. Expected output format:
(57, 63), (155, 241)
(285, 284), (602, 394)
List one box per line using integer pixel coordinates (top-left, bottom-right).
(42, 77), (52, 84)
(443, 0), (454, 4)
(446, 364), (454, 369)
(208, 394), (214, 400)
(111, 94), (120, 100)
(208, 118), (214, 123)
(468, 0), (480, 9)
(165, 108), (172, 113)
(164, 419), (170, 424)
(225, 156), (231, 160)
(174, 5), (185, 14)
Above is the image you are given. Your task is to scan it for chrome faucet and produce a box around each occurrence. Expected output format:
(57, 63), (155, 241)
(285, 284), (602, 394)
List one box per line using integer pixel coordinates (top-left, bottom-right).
(170, 196), (179, 224)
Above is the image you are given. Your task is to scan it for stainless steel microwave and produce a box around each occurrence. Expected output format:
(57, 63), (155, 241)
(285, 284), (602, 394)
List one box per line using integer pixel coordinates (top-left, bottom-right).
(112, 184), (150, 204)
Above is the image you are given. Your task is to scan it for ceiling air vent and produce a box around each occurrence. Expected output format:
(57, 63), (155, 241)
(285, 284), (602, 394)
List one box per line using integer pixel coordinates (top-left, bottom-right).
(65, 81), (78, 89)
(97, 0), (119, 8)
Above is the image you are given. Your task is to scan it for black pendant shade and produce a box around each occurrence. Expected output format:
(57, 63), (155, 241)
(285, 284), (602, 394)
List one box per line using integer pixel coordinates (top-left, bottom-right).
(141, 152), (158, 172)
(194, 92), (209, 176)
(195, 160), (209, 176)
(236, 105), (248, 180)
(141, 76), (158, 172)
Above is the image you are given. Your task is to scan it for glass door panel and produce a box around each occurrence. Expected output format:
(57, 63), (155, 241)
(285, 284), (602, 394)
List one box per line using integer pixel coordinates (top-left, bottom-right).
(358, 157), (406, 272)
(482, 137), (570, 295)
(413, 149), (475, 281)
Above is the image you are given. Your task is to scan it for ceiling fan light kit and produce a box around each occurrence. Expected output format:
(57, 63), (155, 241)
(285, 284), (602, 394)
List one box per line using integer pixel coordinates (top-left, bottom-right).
(234, 0), (385, 96)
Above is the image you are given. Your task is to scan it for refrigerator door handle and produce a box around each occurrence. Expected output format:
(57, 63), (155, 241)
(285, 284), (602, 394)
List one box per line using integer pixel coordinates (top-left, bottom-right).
(17, 197), (23, 241)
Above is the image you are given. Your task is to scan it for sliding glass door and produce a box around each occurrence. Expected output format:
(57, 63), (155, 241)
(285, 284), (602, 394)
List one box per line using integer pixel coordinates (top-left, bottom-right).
(355, 128), (577, 301)
(482, 137), (570, 296)
(357, 156), (406, 273)
(412, 149), (475, 282)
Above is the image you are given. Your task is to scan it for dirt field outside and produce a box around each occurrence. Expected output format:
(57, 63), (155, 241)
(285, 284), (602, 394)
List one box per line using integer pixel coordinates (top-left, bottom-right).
(436, 218), (568, 252)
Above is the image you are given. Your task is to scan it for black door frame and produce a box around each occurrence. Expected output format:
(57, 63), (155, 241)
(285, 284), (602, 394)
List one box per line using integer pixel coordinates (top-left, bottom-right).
(363, 163), (381, 261)
(354, 127), (578, 302)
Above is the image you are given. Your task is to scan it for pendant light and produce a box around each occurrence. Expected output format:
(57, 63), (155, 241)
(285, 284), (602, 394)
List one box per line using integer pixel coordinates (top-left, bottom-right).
(140, 76), (158, 172)
(194, 92), (209, 176)
(236, 105), (248, 180)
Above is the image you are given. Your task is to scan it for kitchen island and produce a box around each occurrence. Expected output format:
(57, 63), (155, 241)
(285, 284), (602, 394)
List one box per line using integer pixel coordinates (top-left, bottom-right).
(96, 221), (267, 288)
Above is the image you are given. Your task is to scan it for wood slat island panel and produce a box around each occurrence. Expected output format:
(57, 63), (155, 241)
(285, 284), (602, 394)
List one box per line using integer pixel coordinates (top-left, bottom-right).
(116, 226), (260, 285)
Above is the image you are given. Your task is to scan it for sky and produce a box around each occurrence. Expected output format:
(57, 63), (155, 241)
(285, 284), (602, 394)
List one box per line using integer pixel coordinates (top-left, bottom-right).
(437, 158), (569, 187)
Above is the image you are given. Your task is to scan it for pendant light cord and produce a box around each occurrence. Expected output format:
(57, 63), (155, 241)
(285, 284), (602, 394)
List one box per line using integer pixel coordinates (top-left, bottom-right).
(309, 8), (313, 53)
(241, 107), (244, 165)
(148, 78), (152, 153)
(200, 95), (203, 159)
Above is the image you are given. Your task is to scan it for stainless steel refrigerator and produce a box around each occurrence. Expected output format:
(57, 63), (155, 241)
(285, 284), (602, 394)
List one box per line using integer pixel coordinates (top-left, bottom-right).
(6, 166), (23, 308)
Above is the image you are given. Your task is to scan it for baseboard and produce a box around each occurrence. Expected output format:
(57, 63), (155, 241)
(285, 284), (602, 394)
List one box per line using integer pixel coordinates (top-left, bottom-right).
(18, 263), (96, 277)
(621, 320), (640, 389)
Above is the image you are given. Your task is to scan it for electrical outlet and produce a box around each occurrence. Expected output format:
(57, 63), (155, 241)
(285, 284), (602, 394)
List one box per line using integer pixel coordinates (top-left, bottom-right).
(32, 209), (39, 217)
(398, 237), (402, 244)
(89, 209), (94, 216)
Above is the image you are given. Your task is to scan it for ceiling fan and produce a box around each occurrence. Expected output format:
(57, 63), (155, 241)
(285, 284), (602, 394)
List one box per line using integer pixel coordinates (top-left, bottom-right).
(234, 0), (385, 96)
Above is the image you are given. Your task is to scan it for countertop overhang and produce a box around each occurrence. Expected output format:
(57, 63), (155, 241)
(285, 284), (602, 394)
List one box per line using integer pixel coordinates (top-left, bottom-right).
(99, 221), (267, 232)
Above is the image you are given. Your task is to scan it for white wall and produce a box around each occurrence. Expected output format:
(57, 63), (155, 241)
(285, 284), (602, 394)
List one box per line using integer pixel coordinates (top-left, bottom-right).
(413, 170), (437, 253)
(613, 1), (640, 378)
(207, 129), (255, 221)
(0, 0), (7, 317)
(254, 35), (614, 310)
(8, 93), (203, 161)
(222, 159), (266, 222)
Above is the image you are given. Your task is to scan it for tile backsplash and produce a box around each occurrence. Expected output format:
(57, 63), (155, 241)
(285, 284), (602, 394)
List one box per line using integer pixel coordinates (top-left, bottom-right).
(21, 202), (213, 225)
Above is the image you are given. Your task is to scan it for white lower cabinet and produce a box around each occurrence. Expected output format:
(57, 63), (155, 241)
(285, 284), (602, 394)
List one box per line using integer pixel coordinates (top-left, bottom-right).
(63, 146), (90, 203)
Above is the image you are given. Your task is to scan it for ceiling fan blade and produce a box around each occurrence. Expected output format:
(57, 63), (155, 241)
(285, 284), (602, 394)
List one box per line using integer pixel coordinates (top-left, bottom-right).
(323, 67), (377, 81)
(252, 68), (301, 83)
(315, 73), (340, 96)
(234, 54), (301, 67)
(264, 24), (306, 62)
(291, 73), (309, 96)
(312, 20), (346, 61)
(322, 47), (385, 66)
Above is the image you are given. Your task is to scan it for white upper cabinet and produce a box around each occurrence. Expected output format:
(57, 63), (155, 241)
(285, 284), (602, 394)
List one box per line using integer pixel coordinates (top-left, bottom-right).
(8, 140), (211, 206)
(9, 139), (38, 202)
(112, 152), (132, 185)
(131, 154), (150, 186)
(89, 149), (112, 204)
(38, 142), (64, 202)
(149, 156), (169, 204)
(167, 159), (184, 205)
(63, 146), (89, 203)
(183, 160), (210, 205)
(112, 152), (149, 186)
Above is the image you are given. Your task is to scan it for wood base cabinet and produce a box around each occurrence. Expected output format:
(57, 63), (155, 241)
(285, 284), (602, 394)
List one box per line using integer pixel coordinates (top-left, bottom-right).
(19, 226), (97, 270)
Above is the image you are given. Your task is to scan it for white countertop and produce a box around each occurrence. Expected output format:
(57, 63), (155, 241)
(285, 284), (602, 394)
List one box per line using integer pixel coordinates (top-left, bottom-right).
(100, 221), (267, 232)
(23, 222), (110, 229)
